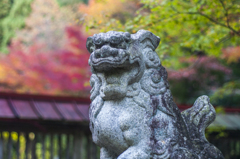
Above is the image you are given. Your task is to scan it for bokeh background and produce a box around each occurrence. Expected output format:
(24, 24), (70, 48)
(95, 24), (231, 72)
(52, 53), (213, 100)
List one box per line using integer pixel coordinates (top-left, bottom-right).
(0, 0), (239, 158)
(0, 0), (240, 106)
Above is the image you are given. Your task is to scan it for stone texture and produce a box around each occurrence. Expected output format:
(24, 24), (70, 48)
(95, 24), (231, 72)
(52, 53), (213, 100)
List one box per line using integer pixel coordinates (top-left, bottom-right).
(87, 30), (224, 159)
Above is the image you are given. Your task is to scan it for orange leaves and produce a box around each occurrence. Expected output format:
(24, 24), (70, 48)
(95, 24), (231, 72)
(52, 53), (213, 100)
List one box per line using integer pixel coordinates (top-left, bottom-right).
(0, 42), (50, 94)
(79, 0), (140, 33)
(222, 46), (240, 63)
(79, 0), (124, 32)
(0, 0), (93, 96)
(79, 0), (124, 16)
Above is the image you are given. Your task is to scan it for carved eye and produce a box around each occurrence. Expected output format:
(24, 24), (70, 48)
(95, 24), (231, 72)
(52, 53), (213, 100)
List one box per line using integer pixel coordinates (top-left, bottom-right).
(118, 42), (127, 49)
(110, 34), (122, 44)
(124, 32), (131, 42)
(93, 36), (103, 45)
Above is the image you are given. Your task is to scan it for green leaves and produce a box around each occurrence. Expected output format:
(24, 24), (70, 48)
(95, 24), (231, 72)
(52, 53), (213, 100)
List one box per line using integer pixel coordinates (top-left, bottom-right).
(0, 0), (33, 53)
(0, 0), (11, 19)
(90, 0), (240, 105)
(102, 0), (239, 64)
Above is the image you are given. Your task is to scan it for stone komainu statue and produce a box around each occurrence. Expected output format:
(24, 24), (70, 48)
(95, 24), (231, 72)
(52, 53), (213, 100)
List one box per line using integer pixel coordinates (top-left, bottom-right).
(86, 30), (224, 159)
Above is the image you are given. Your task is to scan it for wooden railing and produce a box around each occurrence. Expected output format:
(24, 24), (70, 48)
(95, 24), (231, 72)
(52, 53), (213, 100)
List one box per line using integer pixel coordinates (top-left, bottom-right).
(0, 131), (240, 159)
(0, 131), (99, 159)
(209, 138), (240, 159)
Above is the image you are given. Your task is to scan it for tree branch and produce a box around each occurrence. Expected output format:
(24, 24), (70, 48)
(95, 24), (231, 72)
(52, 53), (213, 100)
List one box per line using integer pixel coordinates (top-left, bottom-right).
(170, 4), (240, 36)
(219, 0), (230, 29)
(185, 11), (239, 36)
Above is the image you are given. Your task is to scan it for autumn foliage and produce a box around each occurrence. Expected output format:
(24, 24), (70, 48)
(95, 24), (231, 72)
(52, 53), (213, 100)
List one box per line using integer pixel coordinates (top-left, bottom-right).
(0, 0), (239, 105)
(222, 46), (240, 64)
(0, 26), (90, 96)
(79, 0), (141, 33)
(167, 56), (232, 104)
(168, 56), (231, 83)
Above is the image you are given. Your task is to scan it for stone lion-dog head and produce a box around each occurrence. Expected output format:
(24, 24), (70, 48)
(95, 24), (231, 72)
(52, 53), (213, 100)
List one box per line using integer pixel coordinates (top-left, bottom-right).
(87, 30), (168, 101)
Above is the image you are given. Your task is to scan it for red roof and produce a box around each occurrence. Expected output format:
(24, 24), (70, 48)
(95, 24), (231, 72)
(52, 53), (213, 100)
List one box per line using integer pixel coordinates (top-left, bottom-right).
(0, 92), (90, 122)
(0, 92), (239, 122)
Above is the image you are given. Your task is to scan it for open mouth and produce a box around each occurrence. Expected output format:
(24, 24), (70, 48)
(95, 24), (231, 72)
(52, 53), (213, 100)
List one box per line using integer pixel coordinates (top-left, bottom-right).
(90, 53), (129, 70)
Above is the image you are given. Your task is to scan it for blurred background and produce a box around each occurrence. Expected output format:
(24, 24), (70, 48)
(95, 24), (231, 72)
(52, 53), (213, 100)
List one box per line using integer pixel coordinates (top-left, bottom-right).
(0, 0), (239, 158)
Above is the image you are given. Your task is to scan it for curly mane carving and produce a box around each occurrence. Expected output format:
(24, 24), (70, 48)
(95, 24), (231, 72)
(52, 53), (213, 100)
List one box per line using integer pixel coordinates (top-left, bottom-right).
(87, 30), (224, 159)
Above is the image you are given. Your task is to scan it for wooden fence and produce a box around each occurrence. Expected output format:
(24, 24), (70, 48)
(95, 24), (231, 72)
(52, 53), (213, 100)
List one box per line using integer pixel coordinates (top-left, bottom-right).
(210, 138), (240, 159)
(0, 132), (239, 159)
(0, 131), (99, 159)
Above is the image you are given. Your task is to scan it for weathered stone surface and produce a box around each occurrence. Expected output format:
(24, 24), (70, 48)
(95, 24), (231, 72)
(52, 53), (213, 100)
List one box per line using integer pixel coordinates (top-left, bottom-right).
(87, 30), (224, 159)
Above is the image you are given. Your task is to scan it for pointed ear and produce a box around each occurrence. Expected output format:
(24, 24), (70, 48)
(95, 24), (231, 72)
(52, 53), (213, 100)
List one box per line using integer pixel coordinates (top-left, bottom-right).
(86, 37), (95, 53)
(133, 30), (160, 51)
(128, 44), (141, 64)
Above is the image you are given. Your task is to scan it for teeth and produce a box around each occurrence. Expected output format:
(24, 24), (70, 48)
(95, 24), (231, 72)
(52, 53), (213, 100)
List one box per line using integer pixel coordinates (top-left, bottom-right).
(114, 56), (120, 61)
(119, 49), (126, 58)
(111, 49), (118, 57)
(108, 57), (115, 61)
(101, 52), (107, 58)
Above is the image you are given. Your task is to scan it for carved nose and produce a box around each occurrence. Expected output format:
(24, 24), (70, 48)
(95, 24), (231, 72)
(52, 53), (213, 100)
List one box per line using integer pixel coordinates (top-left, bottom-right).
(100, 45), (111, 57)
(99, 45), (118, 58)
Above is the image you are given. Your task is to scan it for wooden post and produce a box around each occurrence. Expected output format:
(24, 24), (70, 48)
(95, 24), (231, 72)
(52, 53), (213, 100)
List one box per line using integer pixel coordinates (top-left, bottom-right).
(16, 132), (20, 159)
(31, 133), (36, 159)
(66, 134), (70, 159)
(87, 135), (91, 159)
(50, 134), (54, 159)
(0, 132), (3, 159)
(237, 140), (240, 157)
(73, 132), (83, 159)
(91, 141), (97, 159)
(58, 134), (62, 159)
(69, 134), (74, 159)
(41, 133), (45, 159)
(7, 132), (12, 159)
(25, 133), (29, 159)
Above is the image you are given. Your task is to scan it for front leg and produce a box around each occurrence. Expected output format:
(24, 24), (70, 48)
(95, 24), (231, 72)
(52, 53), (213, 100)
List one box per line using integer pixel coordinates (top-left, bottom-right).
(117, 102), (152, 159)
(101, 147), (118, 159)
(117, 146), (150, 159)
(118, 126), (151, 159)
